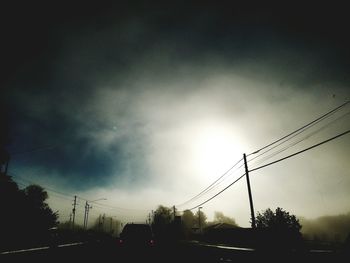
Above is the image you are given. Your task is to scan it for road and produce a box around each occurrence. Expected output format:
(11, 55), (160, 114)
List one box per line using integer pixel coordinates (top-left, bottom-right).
(1, 239), (346, 263)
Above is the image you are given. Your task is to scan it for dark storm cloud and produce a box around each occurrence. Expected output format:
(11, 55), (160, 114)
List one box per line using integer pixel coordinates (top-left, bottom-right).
(3, 2), (349, 89)
(9, 110), (115, 187)
(2, 1), (349, 193)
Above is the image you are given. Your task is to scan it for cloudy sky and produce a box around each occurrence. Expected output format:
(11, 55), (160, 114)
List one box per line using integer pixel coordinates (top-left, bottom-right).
(2, 2), (350, 227)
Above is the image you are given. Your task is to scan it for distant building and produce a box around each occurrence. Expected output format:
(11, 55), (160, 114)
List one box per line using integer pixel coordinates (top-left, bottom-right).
(203, 223), (256, 247)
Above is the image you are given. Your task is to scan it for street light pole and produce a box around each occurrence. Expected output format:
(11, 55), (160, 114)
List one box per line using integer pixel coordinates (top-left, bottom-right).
(198, 207), (203, 234)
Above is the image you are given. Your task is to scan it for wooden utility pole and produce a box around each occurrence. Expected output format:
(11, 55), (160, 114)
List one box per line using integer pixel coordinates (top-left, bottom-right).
(86, 204), (92, 229)
(83, 201), (88, 229)
(99, 215), (102, 230)
(72, 196), (77, 229)
(243, 153), (256, 228)
(110, 217), (113, 233)
(198, 207), (203, 233)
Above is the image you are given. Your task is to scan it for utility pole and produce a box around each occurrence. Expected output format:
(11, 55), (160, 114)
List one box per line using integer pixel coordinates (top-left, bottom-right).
(83, 201), (88, 229)
(83, 201), (93, 229)
(243, 153), (256, 229)
(85, 203), (92, 229)
(84, 198), (105, 229)
(110, 217), (113, 233)
(198, 207), (203, 233)
(173, 206), (176, 221)
(72, 196), (77, 229)
(98, 215), (102, 231)
(102, 213), (105, 231)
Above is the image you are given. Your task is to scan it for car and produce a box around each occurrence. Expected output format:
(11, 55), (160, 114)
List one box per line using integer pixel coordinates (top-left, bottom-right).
(118, 223), (155, 248)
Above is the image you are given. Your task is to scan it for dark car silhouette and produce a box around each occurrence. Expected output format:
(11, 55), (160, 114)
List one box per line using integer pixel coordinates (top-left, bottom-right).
(118, 223), (155, 248)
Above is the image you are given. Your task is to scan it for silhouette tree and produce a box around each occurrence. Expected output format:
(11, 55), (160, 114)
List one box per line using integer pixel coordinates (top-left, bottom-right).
(153, 205), (173, 226)
(23, 184), (59, 232)
(181, 209), (196, 238)
(255, 207), (303, 250)
(152, 205), (174, 241)
(256, 207), (301, 232)
(182, 209), (196, 230)
(0, 107), (58, 249)
(194, 209), (207, 229)
(0, 177), (59, 250)
(0, 173), (25, 250)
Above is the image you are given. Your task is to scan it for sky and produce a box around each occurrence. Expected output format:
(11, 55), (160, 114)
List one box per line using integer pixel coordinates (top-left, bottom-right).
(2, 2), (350, 227)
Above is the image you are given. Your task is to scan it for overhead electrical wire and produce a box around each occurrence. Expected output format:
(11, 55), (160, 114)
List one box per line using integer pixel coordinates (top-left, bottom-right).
(89, 201), (148, 212)
(11, 173), (76, 198)
(249, 110), (350, 167)
(178, 101), (350, 210)
(10, 173), (143, 214)
(247, 109), (350, 165)
(182, 128), (350, 212)
(10, 145), (59, 156)
(10, 174), (137, 218)
(187, 173), (246, 211)
(176, 157), (243, 208)
(247, 100), (349, 157)
(8, 101), (350, 216)
(249, 128), (350, 173)
(180, 112), (350, 210)
(177, 101), (350, 210)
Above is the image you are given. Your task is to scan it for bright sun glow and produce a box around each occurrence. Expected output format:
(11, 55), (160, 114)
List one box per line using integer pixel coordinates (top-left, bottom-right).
(192, 124), (244, 182)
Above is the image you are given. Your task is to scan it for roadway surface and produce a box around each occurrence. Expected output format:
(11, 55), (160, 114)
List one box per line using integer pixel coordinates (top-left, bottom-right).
(1, 239), (347, 263)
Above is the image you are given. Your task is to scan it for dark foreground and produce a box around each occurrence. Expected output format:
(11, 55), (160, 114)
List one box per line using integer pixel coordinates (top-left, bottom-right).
(1, 240), (348, 263)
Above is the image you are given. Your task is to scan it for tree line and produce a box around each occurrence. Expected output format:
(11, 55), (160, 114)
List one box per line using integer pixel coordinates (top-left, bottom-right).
(0, 172), (59, 251)
(147, 205), (307, 250)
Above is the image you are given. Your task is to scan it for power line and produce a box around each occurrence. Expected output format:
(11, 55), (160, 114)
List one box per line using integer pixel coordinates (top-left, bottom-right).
(176, 158), (243, 207)
(179, 103), (350, 210)
(45, 191), (76, 202)
(89, 202), (148, 213)
(176, 157), (243, 207)
(10, 145), (58, 156)
(11, 175), (139, 220)
(249, 129), (350, 173)
(187, 173), (246, 211)
(10, 173), (144, 213)
(183, 128), (350, 212)
(249, 110), (350, 167)
(11, 173), (76, 199)
(75, 196), (148, 212)
(13, 177), (78, 205)
(247, 100), (349, 156)
(177, 103), (349, 210)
